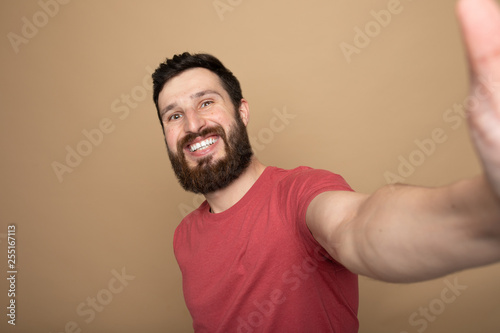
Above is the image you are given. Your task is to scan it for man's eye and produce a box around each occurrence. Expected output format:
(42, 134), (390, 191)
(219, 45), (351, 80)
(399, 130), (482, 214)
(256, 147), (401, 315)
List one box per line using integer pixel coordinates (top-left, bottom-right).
(168, 113), (182, 121)
(200, 101), (213, 108)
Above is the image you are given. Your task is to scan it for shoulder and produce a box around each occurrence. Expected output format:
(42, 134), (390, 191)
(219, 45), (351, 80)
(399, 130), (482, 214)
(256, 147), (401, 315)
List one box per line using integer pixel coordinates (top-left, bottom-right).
(275, 166), (353, 192)
(173, 201), (208, 244)
(273, 166), (354, 223)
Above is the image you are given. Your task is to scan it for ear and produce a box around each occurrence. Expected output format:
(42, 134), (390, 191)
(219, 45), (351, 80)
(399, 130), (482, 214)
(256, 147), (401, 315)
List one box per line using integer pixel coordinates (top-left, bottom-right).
(238, 99), (250, 126)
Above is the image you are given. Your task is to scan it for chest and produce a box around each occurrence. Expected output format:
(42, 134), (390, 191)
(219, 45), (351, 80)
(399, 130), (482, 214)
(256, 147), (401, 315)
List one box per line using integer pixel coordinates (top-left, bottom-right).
(175, 200), (308, 313)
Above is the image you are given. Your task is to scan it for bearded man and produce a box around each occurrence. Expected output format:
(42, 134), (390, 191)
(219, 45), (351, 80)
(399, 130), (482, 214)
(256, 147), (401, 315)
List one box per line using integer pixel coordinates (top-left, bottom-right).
(151, 0), (500, 331)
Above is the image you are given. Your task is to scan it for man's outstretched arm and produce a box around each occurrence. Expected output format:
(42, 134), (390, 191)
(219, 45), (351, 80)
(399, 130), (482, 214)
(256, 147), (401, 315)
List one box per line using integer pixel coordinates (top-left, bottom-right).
(307, 177), (500, 282)
(306, 0), (500, 283)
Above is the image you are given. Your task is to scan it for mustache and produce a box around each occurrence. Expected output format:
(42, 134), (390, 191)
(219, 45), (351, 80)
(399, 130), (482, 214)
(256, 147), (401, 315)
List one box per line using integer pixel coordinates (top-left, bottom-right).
(176, 125), (228, 153)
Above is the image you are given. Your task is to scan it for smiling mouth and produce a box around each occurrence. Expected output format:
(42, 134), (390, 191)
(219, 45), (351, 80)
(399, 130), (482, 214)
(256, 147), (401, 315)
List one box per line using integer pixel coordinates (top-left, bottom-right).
(188, 137), (219, 152)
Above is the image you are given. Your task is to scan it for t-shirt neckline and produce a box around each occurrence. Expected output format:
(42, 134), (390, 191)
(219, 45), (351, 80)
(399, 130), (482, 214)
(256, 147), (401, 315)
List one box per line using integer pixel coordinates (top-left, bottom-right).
(200, 166), (275, 221)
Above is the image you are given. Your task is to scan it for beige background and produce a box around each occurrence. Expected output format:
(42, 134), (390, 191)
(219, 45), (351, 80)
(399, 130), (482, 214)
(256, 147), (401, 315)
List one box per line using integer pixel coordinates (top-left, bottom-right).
(1, 0), (500, 332)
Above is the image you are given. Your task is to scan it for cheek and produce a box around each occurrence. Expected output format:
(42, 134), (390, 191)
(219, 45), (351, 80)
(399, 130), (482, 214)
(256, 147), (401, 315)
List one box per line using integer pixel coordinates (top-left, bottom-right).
(212, 113), (236, 128)
(165, 130), (179, 152)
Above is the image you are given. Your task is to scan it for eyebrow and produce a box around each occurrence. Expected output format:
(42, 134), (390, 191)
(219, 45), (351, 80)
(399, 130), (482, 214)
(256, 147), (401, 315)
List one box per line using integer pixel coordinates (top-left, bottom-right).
(160, 90), (223, 116)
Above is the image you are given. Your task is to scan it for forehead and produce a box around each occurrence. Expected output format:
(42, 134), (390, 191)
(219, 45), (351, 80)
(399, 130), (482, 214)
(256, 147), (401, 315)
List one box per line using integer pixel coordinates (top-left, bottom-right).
(158, 67), (226, 108)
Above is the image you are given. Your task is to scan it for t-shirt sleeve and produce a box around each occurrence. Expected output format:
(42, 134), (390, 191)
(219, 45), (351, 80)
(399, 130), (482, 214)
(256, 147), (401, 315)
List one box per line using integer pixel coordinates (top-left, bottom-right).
(277, 167), (353, 268)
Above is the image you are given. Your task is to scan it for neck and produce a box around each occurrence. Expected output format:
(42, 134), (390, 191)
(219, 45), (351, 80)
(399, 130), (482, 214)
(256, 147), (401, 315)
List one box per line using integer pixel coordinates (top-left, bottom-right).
(204, 157), (266, 213)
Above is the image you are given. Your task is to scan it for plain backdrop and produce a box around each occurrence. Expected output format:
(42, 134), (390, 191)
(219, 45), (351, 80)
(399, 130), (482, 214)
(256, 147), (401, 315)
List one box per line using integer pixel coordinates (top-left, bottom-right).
(1, 0), (499, 332)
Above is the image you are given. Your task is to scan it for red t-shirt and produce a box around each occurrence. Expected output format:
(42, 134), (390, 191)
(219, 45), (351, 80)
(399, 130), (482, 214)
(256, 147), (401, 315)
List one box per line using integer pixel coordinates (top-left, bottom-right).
(174, 166), (359, 332)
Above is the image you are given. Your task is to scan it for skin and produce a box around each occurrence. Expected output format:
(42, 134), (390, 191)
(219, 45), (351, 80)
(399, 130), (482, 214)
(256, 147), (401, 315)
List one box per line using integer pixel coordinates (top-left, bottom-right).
(158, 68), (266, 213)
(159, 0), (500, 283)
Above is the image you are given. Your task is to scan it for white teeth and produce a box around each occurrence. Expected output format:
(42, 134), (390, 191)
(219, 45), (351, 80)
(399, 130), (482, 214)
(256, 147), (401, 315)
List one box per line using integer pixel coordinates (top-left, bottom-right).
(189, 138), (217, 152)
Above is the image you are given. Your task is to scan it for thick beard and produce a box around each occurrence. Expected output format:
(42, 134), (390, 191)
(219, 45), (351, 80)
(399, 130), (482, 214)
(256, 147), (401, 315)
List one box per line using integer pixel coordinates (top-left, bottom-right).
(167, 115), (253, 194)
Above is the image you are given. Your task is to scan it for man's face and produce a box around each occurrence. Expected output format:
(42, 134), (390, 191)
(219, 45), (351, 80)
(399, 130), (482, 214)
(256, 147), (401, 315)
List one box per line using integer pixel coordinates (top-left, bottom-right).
(157, 67), (253, 194)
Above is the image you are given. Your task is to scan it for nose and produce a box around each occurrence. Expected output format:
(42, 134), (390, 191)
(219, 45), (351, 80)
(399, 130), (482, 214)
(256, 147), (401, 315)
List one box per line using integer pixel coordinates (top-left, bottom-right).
(183, 109), (206, 134)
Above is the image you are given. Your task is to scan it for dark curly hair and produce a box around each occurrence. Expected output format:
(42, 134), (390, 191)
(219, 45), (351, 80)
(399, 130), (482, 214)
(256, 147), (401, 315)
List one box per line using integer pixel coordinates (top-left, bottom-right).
(152, 52), (243, 130)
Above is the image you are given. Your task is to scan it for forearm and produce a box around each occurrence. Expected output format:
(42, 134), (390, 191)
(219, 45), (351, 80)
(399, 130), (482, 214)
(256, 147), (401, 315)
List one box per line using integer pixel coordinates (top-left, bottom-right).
(343, 175), (500, 282)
